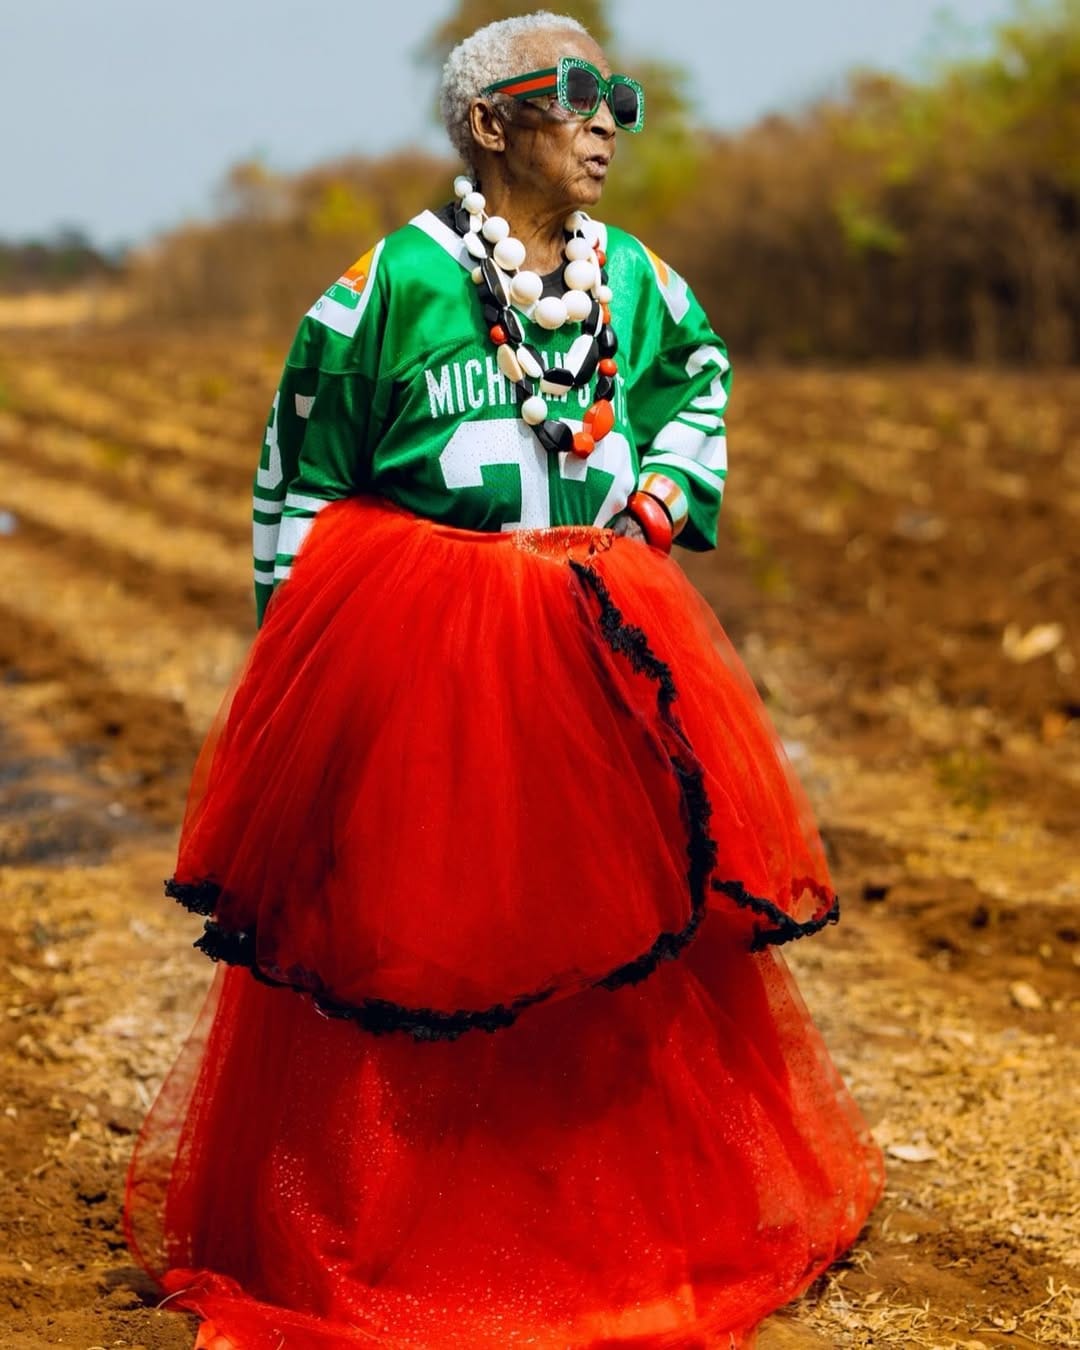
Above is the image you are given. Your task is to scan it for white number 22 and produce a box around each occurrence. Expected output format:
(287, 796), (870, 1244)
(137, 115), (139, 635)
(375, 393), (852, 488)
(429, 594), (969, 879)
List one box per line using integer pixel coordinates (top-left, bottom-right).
(439, 419), (635, 529)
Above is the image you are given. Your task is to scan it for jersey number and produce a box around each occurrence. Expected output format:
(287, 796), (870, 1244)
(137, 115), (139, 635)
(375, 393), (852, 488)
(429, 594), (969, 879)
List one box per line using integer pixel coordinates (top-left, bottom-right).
(256, 392), (284, 490)
(439, 420), (635, 529)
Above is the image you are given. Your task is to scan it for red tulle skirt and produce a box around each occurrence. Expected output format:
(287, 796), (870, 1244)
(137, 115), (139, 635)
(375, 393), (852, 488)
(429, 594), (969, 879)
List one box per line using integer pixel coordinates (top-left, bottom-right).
(126, 498), (883, 1348)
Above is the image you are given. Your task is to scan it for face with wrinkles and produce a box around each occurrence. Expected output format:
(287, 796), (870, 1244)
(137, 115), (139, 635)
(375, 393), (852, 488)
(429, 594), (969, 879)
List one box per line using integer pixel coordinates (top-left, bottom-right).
(469, 29), (618, 215)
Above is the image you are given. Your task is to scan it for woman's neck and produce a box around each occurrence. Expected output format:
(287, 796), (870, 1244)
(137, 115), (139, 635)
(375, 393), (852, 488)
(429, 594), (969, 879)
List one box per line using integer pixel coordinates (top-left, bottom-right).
(475, 181), (572, 275)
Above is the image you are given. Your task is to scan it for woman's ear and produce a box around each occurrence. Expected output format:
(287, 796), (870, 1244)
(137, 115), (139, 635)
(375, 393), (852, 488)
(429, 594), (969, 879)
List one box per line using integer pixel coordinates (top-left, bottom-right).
(469, 99), (507, 156)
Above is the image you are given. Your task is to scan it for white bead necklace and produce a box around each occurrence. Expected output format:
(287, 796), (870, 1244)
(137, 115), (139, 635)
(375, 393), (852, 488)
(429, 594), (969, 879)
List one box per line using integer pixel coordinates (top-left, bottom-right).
(451, 175), (619, 459)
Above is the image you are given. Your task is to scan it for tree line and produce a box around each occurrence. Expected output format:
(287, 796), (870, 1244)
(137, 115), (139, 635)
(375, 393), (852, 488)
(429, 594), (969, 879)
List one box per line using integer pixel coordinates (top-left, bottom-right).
(0, 229), (118, 293)
(129, 0), (1079, 363)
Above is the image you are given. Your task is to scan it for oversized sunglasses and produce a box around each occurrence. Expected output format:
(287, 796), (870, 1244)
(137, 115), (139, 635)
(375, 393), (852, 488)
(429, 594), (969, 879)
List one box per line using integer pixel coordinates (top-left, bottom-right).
(483, 56), (645, 133)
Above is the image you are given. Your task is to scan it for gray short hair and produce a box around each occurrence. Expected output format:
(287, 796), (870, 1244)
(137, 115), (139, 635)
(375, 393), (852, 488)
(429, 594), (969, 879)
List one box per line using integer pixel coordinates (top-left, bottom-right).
(440, 12), (590, 169)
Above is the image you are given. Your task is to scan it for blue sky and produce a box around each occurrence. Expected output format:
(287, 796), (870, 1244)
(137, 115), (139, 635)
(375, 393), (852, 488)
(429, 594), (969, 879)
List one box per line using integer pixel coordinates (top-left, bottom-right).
(0, 0), (1016, 246)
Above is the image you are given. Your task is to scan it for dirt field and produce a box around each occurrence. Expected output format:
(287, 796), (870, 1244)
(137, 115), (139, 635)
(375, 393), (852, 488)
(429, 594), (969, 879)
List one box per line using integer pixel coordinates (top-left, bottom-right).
(0, 331), (1077, 1349)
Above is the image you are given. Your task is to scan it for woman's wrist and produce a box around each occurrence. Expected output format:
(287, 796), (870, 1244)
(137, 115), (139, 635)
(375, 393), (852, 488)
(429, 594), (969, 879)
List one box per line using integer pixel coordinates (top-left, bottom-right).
(636, 472), (688, 538)
(626, 491), (674, 554)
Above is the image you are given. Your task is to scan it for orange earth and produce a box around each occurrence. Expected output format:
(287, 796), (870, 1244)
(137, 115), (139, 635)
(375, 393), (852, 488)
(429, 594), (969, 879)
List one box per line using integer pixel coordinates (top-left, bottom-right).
(0, 332), (1077, 1348)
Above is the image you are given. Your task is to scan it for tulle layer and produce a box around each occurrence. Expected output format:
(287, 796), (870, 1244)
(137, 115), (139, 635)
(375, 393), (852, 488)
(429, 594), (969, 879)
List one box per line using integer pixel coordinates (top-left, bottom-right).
(128, 937), (882, 1349)
(126, 497), (883, 1347)
(167, 498), (836, 1035)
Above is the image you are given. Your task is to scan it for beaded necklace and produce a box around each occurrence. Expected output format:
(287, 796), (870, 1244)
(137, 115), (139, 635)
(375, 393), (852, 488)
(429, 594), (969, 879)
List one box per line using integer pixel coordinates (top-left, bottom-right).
(449, 175), (618, 459)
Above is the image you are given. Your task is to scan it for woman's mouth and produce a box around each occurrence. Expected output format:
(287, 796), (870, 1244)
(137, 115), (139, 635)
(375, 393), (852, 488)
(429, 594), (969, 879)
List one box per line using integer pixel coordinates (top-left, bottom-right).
(583, 156), (611, 179)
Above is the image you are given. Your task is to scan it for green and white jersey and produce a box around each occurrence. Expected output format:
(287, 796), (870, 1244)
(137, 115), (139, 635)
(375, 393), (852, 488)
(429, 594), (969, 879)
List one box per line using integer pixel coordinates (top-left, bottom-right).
(253, 209), (731, 624)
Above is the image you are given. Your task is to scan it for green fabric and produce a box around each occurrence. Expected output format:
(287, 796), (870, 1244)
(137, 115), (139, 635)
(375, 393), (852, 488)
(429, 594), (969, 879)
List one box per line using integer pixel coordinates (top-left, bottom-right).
(253, 212), (730, 626)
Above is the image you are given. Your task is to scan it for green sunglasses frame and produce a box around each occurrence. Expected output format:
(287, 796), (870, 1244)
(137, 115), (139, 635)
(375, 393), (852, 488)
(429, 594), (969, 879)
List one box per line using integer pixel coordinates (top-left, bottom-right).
(483, 56), (646, 133)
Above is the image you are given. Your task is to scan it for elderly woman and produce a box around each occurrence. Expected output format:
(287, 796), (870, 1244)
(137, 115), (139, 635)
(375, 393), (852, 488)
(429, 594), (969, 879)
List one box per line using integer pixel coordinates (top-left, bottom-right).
(126, 12), (882, 1349)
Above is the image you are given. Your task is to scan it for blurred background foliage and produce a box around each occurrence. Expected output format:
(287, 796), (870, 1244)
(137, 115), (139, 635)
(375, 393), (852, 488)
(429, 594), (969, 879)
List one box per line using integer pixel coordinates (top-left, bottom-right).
(11, 0), (1079, 362)
(0, 229), (119, 293)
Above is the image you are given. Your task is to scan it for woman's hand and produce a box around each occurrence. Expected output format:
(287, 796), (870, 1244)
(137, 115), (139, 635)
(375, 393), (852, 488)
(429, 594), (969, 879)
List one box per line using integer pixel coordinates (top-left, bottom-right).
(611, 511), (647, 543)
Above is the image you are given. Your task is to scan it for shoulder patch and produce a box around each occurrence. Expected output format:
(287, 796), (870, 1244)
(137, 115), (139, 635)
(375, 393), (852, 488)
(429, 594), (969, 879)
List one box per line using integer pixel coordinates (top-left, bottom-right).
(643, 245), (690, 324)
(307, 239), (384, 338)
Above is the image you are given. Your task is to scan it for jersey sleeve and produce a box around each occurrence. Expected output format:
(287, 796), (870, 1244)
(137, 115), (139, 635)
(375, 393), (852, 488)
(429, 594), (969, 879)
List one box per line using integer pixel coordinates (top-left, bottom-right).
(626, 247), (731, 552)
(252, 241), (387, 626)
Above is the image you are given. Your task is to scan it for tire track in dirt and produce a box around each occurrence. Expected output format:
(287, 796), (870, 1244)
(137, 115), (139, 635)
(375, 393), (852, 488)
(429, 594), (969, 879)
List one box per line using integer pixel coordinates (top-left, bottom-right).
(0, 478), (252, 631)
(7, 513), (250, 634)
(6, 369), (259, 443)
(0, 412), (250, 543)
(0, 336), (269, 409)
(2, 402), (256, 496)
(0, 604), (205, 828)
(14, 357), (267, 436)
(5, 331), (277, 399)
(0, 381), (258, 833)
(1, 535), (247, 728)
(0, 364), (260, 482)
(4, 398), (257, 485)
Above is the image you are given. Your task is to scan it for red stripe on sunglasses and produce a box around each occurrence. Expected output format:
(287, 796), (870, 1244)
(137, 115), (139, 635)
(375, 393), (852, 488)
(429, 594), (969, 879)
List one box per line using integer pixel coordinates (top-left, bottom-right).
(497, 74), (559, 98)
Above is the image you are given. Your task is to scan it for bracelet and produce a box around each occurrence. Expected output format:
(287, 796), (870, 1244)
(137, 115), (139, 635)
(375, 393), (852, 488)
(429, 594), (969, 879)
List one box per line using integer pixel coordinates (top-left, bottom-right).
(626, 491), (674, 554)
(637, 471), (688, 537)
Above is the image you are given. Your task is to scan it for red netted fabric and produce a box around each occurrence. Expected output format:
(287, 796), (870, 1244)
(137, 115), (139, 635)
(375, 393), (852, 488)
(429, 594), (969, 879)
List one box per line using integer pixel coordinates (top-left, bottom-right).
(126, 498), (883, 1347)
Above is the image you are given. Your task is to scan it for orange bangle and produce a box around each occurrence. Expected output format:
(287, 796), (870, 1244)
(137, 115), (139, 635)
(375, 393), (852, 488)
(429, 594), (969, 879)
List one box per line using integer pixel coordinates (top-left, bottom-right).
(626, 491), (674, 554)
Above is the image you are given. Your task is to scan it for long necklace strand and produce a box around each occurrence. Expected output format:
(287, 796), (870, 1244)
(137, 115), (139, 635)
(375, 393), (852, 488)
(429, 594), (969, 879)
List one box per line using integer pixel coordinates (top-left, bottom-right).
(450, 176), (619, 459)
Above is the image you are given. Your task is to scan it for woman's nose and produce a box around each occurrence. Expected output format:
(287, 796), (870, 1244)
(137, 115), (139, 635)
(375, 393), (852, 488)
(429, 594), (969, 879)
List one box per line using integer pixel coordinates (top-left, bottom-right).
(589, 99), (616, 137)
